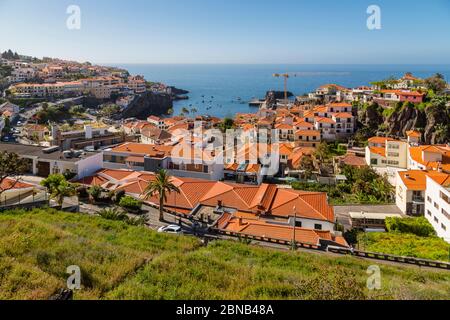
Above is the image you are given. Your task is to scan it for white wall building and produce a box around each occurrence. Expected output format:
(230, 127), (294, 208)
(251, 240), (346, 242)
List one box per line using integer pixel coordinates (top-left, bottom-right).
(425, 175), (450, 243)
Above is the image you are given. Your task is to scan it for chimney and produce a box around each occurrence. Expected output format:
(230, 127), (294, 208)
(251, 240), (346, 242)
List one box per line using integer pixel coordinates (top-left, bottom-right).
(217, 200), (223, 208)
(237, 217), (243, 227)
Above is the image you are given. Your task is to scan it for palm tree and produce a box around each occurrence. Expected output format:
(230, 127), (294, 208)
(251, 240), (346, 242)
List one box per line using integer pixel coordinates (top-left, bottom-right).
(52, 181), (76, 207)
(142, 169), (180, 221)
(41, 174), (76, 207)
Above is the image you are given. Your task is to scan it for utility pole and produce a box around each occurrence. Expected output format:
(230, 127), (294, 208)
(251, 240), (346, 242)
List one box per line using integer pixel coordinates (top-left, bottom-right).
(292, 205), (297, 250)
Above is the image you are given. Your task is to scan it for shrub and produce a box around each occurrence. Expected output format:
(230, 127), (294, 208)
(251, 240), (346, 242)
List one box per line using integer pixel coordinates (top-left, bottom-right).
(76, 185), (89, 199)
(98, 208), (145, 226)
(112, 190), (126, 204)
(385, 217), (436, 237)
(88, 185), (102, 201)
(63, 170), (77, 181)
(119, 196), (142, 212)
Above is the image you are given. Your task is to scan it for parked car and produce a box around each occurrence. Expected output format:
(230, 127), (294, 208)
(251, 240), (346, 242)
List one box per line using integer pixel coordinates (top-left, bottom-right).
(157, 225), (183, 234)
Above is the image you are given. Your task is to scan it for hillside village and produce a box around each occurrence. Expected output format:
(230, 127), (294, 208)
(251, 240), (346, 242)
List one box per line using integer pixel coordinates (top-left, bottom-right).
(1, 50), (450, 262)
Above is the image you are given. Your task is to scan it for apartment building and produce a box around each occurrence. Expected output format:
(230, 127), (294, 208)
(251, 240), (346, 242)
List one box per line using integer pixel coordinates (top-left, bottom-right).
(103, 142), (224, 181)
(375, 90), (425, 106)
(396, 170), (430, 216)
(408, 145), (450, 173)
(11, 81), (83, 98)
(365, 137), (408, 168)
(425, 174), (450, 243)
(9, 67), (36, 83)
(51, 125), (128, 151)
(0, 143), (102, 179)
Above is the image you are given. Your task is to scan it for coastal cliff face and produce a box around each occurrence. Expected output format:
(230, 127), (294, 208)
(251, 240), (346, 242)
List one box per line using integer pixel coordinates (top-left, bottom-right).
(357, 100), (450, 144)
(121, 91), (173, 120)
(384, 107), (427, 138)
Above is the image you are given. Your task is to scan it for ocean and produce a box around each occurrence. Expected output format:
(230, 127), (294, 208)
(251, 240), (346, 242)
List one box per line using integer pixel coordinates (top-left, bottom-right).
(117, 64), (450, 118)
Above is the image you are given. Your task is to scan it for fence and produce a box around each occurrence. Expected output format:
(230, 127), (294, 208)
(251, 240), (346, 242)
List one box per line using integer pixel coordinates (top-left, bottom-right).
(214, 229), (322, 250)
(215, 228), (450, 270)
(0, 190), (49, 211)
(327, 246), (450, 270)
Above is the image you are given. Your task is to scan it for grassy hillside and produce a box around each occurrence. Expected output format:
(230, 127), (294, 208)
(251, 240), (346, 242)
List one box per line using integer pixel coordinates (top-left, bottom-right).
(359, 232), (450, 261)
(0, 209), (449, 300)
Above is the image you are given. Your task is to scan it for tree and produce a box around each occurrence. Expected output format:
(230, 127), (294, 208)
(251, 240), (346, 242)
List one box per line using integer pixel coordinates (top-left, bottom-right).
(40, 174), (76, 207)
(299, 156), (315, 180)
(219, 118), (234, 132)
(424, 73), (447, 93)
(88, 185), (102, 202)
(2, 116), (11, 134)
(142, 169), (180, 221)
(0, 151), (29, 198)
(100, 104), (120, 118)
(314, 142), (331, 163)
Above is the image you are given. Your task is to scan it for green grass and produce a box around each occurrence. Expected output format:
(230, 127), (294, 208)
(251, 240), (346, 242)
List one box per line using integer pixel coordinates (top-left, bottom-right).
(0, 209), (449, 300)
(360, 232), (450, 262)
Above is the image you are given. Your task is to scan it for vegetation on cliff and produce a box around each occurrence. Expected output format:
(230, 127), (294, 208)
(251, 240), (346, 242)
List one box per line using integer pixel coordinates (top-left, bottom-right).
(356, 96), (449, 144)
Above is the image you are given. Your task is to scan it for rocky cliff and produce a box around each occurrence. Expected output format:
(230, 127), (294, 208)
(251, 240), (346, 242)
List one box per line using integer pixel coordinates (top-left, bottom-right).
(120, 91), (173, 120)
(357, 100), (450, 144)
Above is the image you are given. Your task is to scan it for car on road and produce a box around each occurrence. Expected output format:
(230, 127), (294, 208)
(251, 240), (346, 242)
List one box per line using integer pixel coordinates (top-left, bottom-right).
(157, 225), (183, 234)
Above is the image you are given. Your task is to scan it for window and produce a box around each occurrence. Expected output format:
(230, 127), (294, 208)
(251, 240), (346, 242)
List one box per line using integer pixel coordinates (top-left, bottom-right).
(441, 224), (447, 231)
(440, 192), (450, 204)
(442, 209), (450, 219)
(434, 216), (439, 223)
(387, 160), (399, 165)
(427, 196), (432, 203)
(295, 221), (302, 227)
(388, 152), (399, 157)
(434, 202), (440, 210)
(427, 210), (432, 216)
(371, 159), (378, 165)
(314, 224), (322, 230)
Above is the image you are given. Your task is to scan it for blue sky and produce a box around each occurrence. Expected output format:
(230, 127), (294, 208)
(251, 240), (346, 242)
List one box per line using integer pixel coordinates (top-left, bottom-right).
(1, 0), (449, 64)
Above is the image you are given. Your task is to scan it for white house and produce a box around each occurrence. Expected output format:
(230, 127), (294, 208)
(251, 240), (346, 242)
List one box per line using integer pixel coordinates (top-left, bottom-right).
(365, 137), (408, 169)
(425, 174), (450, 243)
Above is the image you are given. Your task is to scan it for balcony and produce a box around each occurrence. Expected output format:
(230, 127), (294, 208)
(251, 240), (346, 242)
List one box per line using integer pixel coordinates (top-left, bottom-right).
(412, 196), (425, 204)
